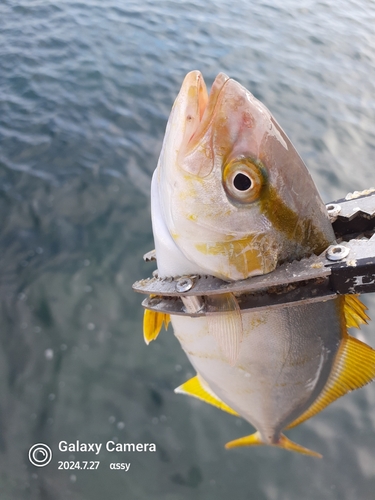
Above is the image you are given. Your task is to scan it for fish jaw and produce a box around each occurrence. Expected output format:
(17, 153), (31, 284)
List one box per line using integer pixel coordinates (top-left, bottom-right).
(154, 71), (335, 280)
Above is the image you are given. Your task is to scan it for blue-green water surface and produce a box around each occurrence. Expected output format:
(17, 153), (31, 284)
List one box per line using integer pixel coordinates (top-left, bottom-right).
(1, 1), (375, 499)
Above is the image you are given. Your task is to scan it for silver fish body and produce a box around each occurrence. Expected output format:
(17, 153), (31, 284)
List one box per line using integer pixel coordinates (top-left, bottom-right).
(171, 297), (340, 445)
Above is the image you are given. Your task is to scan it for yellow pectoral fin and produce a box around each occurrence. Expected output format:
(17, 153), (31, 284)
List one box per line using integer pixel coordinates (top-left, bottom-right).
(163, 313), (170, 329)
(342, 295), (369, 329)
(175, 375), (239, 417)
(287, 333), (375, 430)
(143, 308), (170, 345)
(225, 432), (321, 458)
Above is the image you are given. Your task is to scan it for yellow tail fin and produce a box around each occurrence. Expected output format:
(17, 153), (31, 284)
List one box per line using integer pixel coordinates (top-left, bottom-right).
(225, 431), (322, 458)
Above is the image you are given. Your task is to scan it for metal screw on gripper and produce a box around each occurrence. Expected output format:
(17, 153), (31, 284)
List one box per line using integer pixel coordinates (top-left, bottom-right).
(326, 203), (341, 217)
(326, 244), (350, 261)
(175, 277), (194, 293)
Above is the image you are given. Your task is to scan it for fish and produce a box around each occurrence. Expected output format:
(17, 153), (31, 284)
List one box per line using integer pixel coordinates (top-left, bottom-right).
(143, 71), (375, 457)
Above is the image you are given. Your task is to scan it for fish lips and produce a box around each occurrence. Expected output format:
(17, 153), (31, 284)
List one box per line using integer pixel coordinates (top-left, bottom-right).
(176, 71), (230, 177)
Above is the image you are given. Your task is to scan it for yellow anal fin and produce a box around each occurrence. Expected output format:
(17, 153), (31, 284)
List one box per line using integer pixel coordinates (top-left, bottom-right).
(287, 333), (375, 430)
(175, 375), (239, 416)
(225, 431), (321, 458)
(342, 294), (369, 329)
(143, 308), (170, 345)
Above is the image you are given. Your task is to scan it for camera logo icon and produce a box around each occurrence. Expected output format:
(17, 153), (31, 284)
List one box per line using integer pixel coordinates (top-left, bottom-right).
(28, 443), (53, 467)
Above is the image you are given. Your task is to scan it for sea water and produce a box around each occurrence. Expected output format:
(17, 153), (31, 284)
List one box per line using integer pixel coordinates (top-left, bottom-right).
(1, 1), (375, 498)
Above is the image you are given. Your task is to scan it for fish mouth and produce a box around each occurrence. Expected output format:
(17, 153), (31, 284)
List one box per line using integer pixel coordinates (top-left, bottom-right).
(177, 71), (230, 176)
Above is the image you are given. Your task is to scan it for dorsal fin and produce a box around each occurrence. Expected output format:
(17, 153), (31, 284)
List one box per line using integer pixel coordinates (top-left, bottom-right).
(143, 307), (170, 345)
(287, 331), (375, 430)
(175, 375), (239, 416)
(342, 295), (369, 328)
(225, 431), (322, 458)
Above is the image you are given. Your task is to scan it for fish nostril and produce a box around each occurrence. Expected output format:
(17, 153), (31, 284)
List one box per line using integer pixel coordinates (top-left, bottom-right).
(233, 173), (252, 191)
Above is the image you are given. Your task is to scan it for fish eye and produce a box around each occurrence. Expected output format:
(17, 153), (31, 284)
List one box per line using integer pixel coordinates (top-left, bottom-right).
(223, 159), (264, 203)
(233, 172), (252, 191)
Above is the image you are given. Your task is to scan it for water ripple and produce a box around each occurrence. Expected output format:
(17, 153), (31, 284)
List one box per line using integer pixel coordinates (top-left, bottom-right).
(1, 1), (375, 499)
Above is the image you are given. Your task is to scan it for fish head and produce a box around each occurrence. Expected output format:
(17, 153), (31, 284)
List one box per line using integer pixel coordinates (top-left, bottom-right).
(152, 71), (335, 281)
